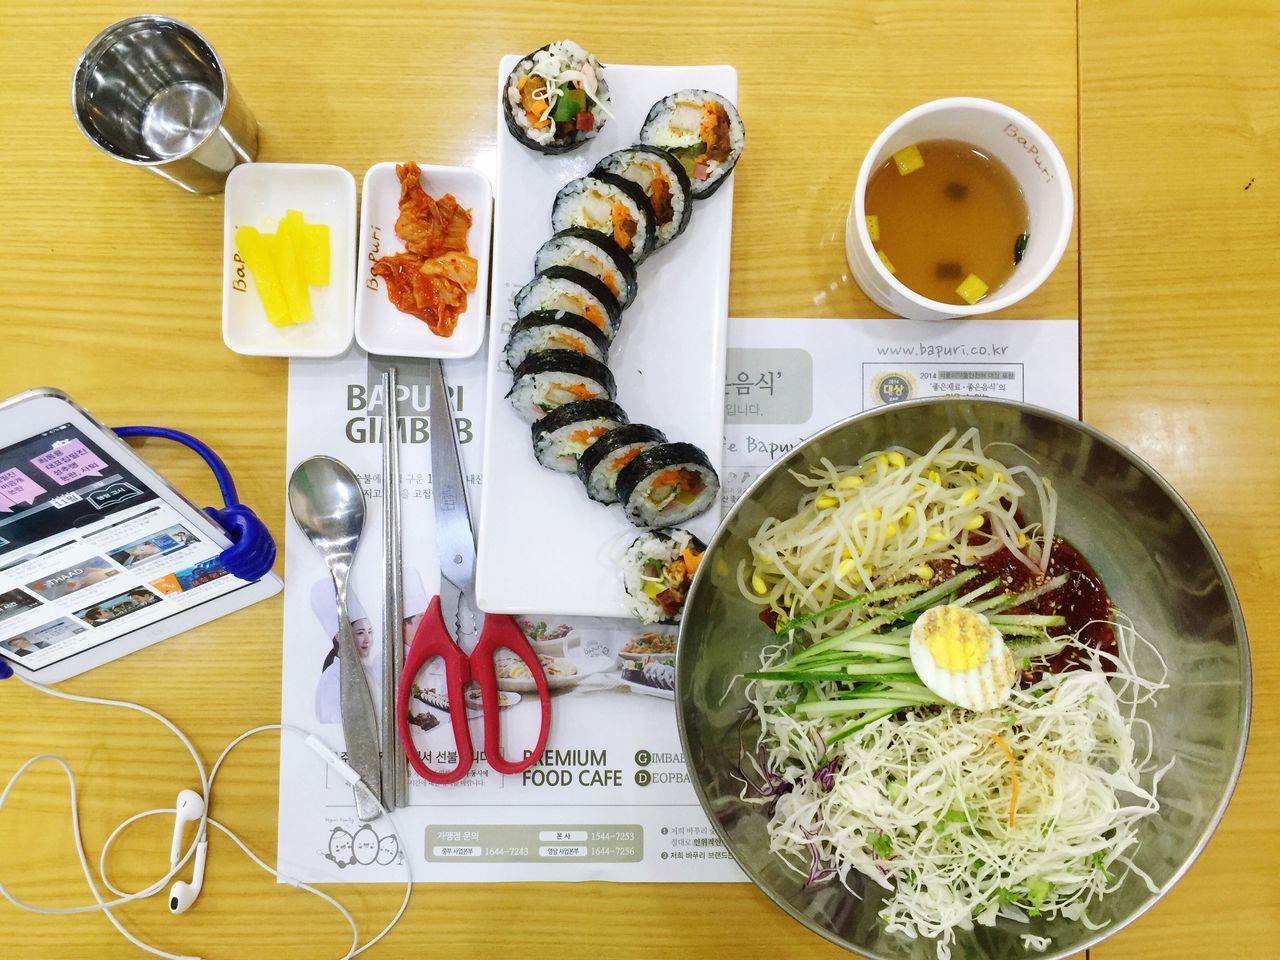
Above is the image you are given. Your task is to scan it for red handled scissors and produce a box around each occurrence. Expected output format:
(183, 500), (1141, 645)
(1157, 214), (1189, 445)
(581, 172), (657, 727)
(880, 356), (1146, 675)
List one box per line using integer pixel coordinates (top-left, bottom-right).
(395, 359), (551, 784)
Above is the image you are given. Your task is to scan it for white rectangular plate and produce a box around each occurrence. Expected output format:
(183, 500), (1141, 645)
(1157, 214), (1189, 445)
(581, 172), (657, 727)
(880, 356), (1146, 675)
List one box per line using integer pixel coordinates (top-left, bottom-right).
(355, 162), (492, 359)
(476, 59), (737, 617)
(222, 163), (356, 357)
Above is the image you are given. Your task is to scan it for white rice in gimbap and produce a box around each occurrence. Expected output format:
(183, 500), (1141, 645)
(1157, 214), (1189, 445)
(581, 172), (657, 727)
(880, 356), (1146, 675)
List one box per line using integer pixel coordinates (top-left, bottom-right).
(621, 528), (706, 623)
(639, 89), (745, 199)
(594, 146), (693, 250)
(505, 310), (610, 370)
(576, 423), (667, 504)
(502, 40), (610, 154)
(531, 400), (628, 473)
(507, 350), (616, 423)
(616, 442), (721, 528)
(551, 173), (656, 263)
(534, 228), (638, 308)
(514, 266), (622, 340)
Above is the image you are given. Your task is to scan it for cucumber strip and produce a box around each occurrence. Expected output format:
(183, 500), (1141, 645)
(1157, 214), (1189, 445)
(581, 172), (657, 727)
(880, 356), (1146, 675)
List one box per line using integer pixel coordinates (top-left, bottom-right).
(1006, 637), (1069, 657)
(828, 708), (899, 745)
(894, 569), (983, 617)
(845, 660), (916, 675)
(992, 623), (1052, 638)
(744, 669), (854, 683)
(792, 614), (896, 662)
(988, 613), (1067, 627)
(954, 578), (1003, 607)
(777, 580), (927, 636)
(834, 688), (938, 704)
(775, 594), (868, 636)
(796, 697), (935, 717)
(830, 639), (913, 658)
(837, 673), (919, 685)
(975, 573), (1071, 613)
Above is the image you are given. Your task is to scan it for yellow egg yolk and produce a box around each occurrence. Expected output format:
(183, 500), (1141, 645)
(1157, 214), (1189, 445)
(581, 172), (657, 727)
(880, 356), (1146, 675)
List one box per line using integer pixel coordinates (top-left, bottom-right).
(915, 605), (992, 673)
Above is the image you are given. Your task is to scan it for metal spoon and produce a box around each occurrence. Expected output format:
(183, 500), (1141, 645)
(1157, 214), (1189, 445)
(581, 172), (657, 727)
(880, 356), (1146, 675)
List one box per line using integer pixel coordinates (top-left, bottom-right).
(288, 455), (382, 821)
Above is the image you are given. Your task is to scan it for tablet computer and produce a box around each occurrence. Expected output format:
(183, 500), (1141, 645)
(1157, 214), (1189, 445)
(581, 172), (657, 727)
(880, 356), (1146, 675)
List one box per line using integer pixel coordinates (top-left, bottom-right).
(0, 388), (281, 682)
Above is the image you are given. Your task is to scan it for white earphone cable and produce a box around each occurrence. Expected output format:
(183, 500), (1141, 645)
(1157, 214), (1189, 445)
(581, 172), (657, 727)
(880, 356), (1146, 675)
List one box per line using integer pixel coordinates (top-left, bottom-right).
(0, 678), (414, 960)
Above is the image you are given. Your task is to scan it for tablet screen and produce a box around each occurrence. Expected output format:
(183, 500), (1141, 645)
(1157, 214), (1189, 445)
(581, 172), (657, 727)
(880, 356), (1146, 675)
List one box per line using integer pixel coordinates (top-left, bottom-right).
(0, 422), (251, 671)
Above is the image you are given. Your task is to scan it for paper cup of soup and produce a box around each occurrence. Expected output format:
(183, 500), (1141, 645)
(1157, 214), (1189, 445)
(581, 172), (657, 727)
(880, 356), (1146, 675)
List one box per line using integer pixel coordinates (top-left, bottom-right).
(846, 98), (1073, 321)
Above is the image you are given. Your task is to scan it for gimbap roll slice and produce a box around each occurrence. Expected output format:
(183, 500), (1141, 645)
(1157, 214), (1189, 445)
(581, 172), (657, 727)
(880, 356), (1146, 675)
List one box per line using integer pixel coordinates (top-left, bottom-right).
(551, 173), (656, 263)
(502, 40), (610, 154)
(534, 228), (638, 309)
(594, 146), (693, 250)
(576, 423), (667, 504)
(514, 266), (622, 340)
(617, 442), (720, 528)
(622, 528), (706, 623)
(505, 310), (610, 370)
(639, 90), (745, 199)
(531, 400), (628, 473)
(506, 350), (616, 423)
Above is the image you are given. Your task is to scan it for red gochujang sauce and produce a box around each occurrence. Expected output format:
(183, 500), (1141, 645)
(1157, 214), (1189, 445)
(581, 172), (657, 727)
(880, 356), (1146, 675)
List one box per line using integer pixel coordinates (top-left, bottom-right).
(969, 538), (1116, 681)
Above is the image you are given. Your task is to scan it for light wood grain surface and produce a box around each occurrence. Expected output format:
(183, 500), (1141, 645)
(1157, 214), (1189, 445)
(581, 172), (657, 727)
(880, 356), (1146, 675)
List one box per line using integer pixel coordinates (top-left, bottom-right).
(1079, 0), (1280, 958)
(0, 0), (1269, 956)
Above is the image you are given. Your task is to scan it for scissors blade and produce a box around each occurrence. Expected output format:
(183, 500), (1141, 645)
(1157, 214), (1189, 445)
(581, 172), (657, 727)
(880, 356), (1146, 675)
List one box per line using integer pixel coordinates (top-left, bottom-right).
(427, 358), (476, 599)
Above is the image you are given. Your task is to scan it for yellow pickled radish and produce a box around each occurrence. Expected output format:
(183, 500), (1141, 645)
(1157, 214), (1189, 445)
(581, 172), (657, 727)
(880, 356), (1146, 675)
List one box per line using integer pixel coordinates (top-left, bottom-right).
(303, 222), (331, 286)
(878, 249), (897, 275)
(234, 227), (291, 327)
(269, 230), (313, 325)
(866, 214), (880, 242)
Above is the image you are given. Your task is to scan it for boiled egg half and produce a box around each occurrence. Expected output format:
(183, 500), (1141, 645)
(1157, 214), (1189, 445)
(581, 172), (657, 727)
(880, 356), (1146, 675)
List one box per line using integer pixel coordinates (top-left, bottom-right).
(909, 604), (1016, 712)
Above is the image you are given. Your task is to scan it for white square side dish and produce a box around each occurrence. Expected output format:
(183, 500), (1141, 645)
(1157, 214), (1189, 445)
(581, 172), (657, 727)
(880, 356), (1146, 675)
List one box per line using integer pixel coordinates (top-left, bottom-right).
(354, 162), (492, 359)
(222, 162), (356, 358)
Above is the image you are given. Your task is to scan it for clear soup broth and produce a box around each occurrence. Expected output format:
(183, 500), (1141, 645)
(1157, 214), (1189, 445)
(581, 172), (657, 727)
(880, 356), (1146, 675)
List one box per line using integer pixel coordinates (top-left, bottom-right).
(864, 139), (1029, 306)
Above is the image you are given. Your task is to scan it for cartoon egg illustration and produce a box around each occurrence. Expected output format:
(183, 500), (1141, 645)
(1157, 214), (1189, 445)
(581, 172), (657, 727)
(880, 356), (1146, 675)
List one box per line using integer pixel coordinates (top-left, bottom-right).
(327, 827), (354, 866)
(376, 834), (400, 866)
(352, 824), (380, 865)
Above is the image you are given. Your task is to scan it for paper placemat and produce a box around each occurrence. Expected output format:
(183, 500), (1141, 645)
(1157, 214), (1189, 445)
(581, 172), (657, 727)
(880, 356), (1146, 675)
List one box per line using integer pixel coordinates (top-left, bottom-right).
(276, 316), (1078, 883)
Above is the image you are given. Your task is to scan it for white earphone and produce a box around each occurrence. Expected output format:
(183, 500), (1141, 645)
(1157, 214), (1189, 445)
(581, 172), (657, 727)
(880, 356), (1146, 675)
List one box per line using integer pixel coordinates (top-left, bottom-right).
(0, 674), (412, 960)
(168, 790), (208, 914)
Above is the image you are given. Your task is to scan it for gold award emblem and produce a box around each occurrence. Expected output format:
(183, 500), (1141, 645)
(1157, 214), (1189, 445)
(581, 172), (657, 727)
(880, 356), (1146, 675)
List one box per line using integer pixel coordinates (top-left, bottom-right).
(871, 371), (916, 405)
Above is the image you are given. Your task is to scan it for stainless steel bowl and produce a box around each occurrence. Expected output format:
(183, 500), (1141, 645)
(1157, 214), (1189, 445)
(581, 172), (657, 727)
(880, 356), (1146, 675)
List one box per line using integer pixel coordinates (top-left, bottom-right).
(677, 398), (1250, 959)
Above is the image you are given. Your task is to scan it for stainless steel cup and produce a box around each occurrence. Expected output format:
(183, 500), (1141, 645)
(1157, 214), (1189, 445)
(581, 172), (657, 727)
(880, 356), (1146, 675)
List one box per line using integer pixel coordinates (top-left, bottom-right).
(71, 15), (259, 194)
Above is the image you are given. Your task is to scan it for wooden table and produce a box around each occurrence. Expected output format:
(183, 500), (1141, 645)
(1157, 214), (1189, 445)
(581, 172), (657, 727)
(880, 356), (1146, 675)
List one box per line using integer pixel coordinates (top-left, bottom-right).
(0, 1), (1275, 957)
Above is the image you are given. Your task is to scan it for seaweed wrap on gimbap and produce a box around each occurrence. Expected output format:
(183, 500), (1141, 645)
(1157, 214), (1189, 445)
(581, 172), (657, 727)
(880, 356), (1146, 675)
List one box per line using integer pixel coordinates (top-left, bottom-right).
(639, 90), (745, 199)
(622, 528), (706, 623)
(551, 173), (656, 263)
(506, 350), (616, 423)
(502, 40), (610, 154)
(531, 400), (628, 473)
(594, 146), (693, 250)
(505, 310), (610, 370)
(534, 228), (638, 309)
(576, 423), (667, 504)
(616, 442), (720, 528)
(514, 266), (622, 340)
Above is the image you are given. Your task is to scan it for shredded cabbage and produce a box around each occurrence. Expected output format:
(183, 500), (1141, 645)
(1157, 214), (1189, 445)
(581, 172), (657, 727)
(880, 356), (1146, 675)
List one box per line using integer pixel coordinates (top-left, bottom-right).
(743, 621), (1170, 959)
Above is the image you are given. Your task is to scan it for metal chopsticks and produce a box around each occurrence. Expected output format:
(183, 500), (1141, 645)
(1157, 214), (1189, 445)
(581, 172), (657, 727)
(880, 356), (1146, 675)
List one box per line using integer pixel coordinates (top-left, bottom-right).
(381, 367), (408, 810)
